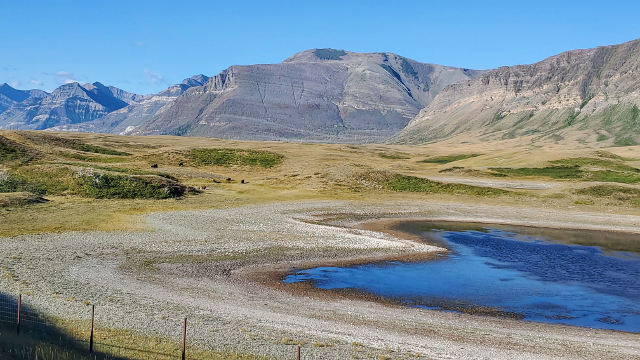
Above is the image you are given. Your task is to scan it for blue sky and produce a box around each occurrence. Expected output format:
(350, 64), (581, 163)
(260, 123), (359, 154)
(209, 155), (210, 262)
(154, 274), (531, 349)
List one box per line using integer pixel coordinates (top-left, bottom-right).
(2, 0), (639, 95)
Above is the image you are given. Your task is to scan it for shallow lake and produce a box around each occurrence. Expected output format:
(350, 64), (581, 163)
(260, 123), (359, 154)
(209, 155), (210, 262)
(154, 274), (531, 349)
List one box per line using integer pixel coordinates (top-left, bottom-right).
(285, 222), (640, 332)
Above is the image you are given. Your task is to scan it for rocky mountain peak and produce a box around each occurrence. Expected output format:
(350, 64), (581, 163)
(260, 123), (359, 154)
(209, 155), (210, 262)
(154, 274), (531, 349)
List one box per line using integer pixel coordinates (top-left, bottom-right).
(0, 83), (31, 103)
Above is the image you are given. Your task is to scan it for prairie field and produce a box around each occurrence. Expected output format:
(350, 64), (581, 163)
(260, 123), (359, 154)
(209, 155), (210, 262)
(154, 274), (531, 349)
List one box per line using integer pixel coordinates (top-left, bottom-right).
(1, 130), (640, 359)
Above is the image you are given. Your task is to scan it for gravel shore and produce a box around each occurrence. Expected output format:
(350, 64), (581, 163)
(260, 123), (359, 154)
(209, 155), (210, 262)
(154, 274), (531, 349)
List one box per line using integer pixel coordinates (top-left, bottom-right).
(1, 200), (640, 359)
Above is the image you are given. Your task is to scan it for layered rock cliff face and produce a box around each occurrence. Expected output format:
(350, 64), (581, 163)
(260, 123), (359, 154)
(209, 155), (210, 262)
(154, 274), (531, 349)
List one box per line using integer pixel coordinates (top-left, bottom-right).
(0, 82), (137, 130)
(125, 50), (481, 142)
(394, 39), (640, 146)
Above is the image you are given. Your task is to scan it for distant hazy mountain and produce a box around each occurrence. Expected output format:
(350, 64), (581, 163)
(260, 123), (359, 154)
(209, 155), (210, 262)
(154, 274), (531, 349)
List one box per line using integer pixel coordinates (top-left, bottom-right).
(58, 75), (210, 134)
(0, 83), (47, 114)
(0, 82), (141, 130)
(120, 50), (481, 142)
(394, 38), (640, 146)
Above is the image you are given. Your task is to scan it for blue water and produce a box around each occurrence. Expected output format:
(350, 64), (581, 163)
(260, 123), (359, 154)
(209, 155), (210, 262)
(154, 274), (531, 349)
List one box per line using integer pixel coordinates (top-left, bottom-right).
(285, 225), (640, 332)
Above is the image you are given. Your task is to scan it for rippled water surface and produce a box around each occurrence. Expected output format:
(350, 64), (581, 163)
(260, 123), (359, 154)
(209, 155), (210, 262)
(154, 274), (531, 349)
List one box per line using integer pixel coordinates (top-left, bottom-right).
(285, 223), (640, 332)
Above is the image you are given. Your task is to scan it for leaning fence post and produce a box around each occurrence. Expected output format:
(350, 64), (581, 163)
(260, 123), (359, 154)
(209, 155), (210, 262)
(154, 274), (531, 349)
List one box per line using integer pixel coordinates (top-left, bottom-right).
(89, 305), (94, 354)
(297, 345), (301, 360)
(182, 317), (187, 360)
(16, 294), (21, 335)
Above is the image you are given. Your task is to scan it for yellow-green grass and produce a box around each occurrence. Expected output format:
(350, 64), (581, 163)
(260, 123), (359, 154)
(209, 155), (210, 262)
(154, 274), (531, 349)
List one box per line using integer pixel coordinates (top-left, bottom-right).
(2, 130), (640, 238)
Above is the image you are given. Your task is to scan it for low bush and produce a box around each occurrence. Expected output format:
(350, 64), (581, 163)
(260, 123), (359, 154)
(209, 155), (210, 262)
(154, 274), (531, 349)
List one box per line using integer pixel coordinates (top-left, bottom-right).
(576, 184), (640, 197)
(2, 165), (186, 199)
(190, 148), (284, 168)
(490, 165), (583, 179)
(6, 166), (79, 195)
(378, 152), (409, 159)
(80, 174), (185, 199)
(421, 154), (481, 164)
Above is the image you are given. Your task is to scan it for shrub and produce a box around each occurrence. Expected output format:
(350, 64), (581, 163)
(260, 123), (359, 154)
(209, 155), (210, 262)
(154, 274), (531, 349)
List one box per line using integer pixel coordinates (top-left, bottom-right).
(7, 166), (79, 195)
(359, 171), (509, 196)
(421, 154), (482, 164)
(190, 148), (284, 168)
(80, 174), (185, 199)
(378, 152), (409, 159)
(576, 184), (640, 197)
(490, 165), (583, 179)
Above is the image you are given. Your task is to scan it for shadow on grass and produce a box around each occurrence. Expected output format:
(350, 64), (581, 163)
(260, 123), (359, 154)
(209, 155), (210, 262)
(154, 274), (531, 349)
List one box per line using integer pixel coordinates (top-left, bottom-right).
(0, 292), (176, 360)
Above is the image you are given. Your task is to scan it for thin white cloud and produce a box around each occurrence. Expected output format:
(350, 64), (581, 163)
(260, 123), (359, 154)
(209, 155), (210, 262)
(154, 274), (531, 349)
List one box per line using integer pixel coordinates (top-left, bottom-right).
(55, 71), (73, 77)
(143, 69), (166, 85)
(9, 80), (22, 88)
(135, 41), (144, 47)
(55, 71), (76, 85)
(30, 80), (43, 86)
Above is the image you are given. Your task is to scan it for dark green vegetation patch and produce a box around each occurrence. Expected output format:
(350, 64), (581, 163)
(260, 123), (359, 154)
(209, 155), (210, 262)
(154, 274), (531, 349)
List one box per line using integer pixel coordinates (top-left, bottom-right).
(313, 48), (346, 60)
(0, 135), (38, 164)
(1, 165), (186, 199)
(576, 184), (640, 206)
(360, 171), (509, 196)
(19, 132), (131, 156)
(59, 152), (130, 163)
(421, 154), (482, 164)
(80, 174), (185, 199)
(2, 166), (79, 195)
(190, 148), (284, 168)
(489, 157), (640, 184)
(490, 166), (583, 179)
(595, 103), (640, 146)
(378, 152), (410, 159)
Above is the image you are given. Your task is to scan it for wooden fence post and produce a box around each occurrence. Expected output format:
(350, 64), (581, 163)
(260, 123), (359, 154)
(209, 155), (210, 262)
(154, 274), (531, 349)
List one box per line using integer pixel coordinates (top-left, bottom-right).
(16, 294), (21, 335)
(182, 317), (187, 360)
(89, 305), (94, 354)
(297, 345), (301, 360)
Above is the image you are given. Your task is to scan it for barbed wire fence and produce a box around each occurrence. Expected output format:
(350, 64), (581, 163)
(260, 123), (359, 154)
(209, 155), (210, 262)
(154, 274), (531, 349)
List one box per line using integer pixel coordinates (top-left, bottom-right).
(0, 293), (308, 360)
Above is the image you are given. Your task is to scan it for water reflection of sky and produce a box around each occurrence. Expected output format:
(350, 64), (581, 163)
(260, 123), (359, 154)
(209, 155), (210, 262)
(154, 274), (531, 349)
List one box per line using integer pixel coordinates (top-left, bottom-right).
(285, 227), (640, 332)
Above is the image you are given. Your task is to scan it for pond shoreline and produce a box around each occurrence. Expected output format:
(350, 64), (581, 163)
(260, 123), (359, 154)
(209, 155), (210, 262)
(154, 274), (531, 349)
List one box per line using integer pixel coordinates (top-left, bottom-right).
(250, 215), (640, 331)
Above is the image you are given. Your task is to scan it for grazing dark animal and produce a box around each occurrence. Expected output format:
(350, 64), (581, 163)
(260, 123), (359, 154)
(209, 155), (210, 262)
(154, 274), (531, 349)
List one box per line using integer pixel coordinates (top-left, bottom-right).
(212, 179), (219, 183)
(241, 179), (245, 184)
(151, 164), (158, 168)
(226, 178), (232, 181)
(201, 186), (206, 190)
(179, 162), (184, 167)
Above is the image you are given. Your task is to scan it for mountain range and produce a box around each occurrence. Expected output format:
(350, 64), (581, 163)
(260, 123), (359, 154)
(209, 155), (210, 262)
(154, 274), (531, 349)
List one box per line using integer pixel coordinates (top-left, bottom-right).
(2, 39), (640, 146)
(394, 38), (640, 146)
